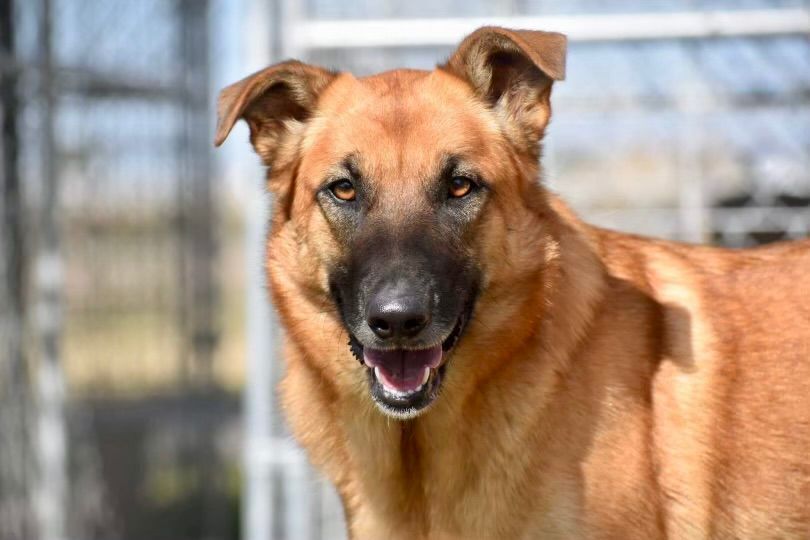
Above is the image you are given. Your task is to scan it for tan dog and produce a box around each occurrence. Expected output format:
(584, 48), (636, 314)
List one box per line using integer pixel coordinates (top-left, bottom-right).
(216, 27), (810, 539)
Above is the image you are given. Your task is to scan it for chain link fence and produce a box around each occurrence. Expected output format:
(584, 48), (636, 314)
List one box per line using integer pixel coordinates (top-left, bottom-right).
(1, 1), (242, 539)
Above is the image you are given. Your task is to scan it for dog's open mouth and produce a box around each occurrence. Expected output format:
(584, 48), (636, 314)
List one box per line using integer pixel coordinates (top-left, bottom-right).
(348, 313), (468, 419)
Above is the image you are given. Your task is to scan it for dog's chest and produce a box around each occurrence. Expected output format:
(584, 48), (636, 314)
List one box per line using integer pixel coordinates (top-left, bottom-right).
(345, 420), (584, 539)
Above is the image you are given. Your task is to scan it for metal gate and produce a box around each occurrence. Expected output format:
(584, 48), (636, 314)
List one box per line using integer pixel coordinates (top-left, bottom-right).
(0, 1), (236, 539)
(241, 2), (810, 539)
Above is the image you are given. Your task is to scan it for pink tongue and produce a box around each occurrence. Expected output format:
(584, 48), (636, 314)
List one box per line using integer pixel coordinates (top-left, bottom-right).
(363, 345), (443, 392)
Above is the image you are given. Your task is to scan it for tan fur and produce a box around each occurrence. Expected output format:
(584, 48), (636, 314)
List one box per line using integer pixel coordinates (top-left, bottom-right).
(217, 28), (810, 540)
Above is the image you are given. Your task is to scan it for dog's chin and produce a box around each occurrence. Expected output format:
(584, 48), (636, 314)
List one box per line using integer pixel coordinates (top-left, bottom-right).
(348, 313), (468, 420)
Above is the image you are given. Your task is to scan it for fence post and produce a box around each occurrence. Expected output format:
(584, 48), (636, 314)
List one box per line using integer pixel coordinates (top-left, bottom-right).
(0, 0), (35, 537)
(242, 0), (277, 539)
(33, 0), (68, 538)
(177, 0), (219, 386)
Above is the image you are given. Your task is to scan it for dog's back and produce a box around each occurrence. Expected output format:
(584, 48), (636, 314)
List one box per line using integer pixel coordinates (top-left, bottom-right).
(567, 221), (810, 538)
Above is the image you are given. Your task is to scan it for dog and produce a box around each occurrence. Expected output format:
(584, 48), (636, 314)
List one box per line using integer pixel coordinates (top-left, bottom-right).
(215, 27), (810, 539)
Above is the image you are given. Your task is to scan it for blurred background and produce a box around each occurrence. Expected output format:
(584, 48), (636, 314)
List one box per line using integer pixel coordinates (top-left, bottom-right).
(0, 1), (808, 539)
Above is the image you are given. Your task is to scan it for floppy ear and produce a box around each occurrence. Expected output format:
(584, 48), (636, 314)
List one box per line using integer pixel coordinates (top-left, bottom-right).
(214, 60), (337, 165)
(441, 27), (566, 155)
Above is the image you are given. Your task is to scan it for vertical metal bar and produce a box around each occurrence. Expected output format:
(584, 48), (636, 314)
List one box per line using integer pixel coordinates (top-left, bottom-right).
(177, 2), (226, 538)
(243, 195), (276, 540)
(33, 0), (67, 538)
(0, 0), (34, 537)
(282, 456), (310, 540)
(279, 0), (304, 59)
(677, 111), (708, 244)
(178, 0), (218, 387)
(677, 45), (711, 244)
(0, 0), (23, 322)
(243, 0), (275, 539)
(175, 0), (216, 385)
(175, 67), (191, 382)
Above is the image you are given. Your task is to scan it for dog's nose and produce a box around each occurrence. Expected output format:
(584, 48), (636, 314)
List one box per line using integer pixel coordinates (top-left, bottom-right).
(367, 289), (431, 340)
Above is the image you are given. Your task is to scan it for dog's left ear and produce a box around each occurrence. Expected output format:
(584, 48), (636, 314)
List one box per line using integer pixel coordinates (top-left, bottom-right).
(442, 27), (566, 154)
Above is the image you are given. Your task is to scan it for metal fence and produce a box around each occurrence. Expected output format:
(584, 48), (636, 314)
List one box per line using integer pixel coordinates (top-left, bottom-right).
(1, 1), (239, 539)
(242, 2), (810, 540)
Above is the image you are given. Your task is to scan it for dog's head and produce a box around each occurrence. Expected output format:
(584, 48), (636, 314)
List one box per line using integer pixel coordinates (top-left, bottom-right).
(216, 27), (566, 419)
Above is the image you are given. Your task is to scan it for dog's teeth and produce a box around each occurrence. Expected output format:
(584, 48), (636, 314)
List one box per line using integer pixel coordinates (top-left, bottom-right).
(421, 367), (431, 385)
(374, 366), (382, 381)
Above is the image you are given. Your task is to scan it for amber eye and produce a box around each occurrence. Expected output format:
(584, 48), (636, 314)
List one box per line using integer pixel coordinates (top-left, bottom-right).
(448, 176), (474, 198)
(329, 180), (356, 202)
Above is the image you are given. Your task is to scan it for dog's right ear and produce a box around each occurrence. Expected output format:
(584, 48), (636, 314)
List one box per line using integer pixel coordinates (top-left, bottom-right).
(214, 61), (337, 165)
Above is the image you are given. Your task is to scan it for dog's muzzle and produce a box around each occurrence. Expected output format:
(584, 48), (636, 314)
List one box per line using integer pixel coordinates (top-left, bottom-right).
(348, 306), (470, 419)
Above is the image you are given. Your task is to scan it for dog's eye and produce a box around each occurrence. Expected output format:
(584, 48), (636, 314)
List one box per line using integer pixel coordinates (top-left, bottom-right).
(448, 176), (474, 199)
(329, 180), (356, 202)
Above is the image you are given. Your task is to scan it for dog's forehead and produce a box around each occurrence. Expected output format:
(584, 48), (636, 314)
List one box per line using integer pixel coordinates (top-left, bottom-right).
(324, 68), (477, 119)
(300, 68), (502, 182)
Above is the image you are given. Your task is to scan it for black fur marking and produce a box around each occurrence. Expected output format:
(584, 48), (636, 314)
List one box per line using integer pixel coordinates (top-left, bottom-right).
(348, 335), (364, 365)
